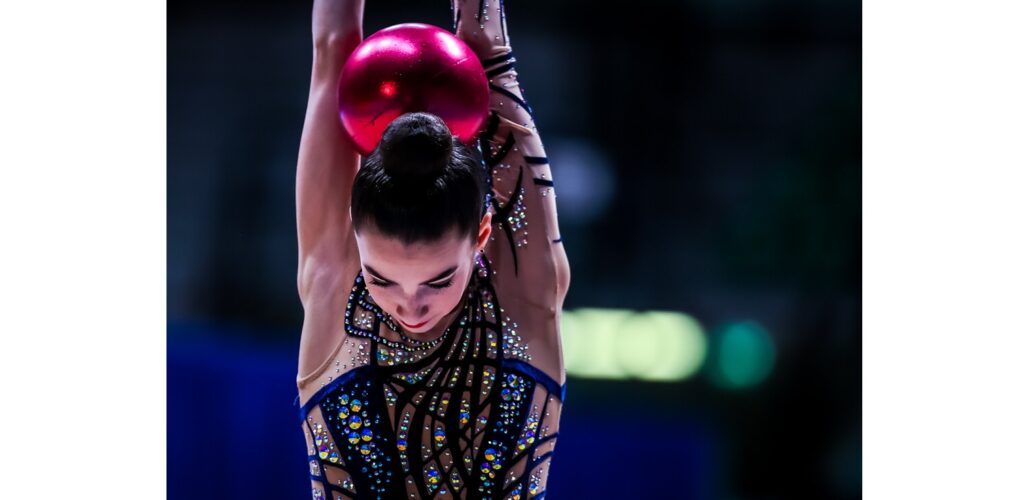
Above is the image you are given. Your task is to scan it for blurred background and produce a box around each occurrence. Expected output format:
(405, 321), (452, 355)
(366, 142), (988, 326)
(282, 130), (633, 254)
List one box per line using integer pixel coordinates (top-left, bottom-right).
(169, 0), (860, 498)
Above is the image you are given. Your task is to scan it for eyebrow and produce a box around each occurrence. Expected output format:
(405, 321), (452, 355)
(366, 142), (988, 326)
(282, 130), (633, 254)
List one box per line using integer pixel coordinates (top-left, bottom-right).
(365, 264), (458, 285)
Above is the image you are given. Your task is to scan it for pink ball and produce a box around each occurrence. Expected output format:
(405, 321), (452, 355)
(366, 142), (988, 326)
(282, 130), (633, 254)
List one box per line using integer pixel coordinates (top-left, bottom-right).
(337, 23), (491, 156)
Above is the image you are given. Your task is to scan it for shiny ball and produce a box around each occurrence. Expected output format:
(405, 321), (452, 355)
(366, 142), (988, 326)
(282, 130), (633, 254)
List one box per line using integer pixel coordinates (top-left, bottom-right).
(337, 23), (490, 156)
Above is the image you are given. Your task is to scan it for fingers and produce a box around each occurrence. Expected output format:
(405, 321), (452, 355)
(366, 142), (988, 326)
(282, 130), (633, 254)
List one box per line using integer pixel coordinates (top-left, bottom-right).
(452, 0), (511, 60)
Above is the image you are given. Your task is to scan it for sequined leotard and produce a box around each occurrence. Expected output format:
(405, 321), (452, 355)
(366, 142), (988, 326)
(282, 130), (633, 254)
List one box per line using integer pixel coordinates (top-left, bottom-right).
(299, 253), (565, 499)
(297, 0), (570, 498)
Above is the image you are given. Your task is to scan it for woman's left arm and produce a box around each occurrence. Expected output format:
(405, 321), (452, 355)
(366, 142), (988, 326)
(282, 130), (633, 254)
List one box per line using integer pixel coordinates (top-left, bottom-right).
(452, 0), (571, 311)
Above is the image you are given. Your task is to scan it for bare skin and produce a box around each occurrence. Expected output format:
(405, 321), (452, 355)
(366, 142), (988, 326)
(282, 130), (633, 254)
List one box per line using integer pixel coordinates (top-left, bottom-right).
(294, 0), (366, 379)
(352, 213), (492, 342)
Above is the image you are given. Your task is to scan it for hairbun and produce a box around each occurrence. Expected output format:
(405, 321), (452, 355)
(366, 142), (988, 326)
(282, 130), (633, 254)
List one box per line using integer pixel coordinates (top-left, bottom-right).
(378, 112), (454, 184)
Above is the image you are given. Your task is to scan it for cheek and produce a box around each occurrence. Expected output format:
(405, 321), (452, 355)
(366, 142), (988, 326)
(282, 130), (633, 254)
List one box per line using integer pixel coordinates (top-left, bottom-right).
(435, 285), (462, 306)
(427, 276), (470, 313)
(366, 290), (388, 311)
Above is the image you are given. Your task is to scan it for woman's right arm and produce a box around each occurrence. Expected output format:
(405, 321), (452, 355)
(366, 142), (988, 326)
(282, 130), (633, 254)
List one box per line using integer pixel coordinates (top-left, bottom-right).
(296, 0), (364, 378)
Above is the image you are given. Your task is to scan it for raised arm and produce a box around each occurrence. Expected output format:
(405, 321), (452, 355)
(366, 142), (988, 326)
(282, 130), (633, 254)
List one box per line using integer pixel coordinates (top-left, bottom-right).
(451, 0), (571, 310)
(296, 0), (364, 377)
(296, 0), (364, 291)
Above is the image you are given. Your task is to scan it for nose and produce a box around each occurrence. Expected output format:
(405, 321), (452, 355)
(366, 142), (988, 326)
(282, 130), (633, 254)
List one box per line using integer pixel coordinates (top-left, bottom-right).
(397, 302), (429, 322)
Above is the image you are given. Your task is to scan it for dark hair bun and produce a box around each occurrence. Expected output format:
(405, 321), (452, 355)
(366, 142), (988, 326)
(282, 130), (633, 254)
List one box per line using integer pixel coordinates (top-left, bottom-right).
(378, 112), (454, 184)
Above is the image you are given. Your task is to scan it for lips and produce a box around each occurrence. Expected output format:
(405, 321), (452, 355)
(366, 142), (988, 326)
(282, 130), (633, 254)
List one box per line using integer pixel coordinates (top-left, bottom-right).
(399, 317), (428, 329)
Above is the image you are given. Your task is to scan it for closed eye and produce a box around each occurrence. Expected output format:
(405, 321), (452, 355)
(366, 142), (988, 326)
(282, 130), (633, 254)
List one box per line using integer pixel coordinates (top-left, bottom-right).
(364, 264), (458, 289)
(369, 279), (453, 289)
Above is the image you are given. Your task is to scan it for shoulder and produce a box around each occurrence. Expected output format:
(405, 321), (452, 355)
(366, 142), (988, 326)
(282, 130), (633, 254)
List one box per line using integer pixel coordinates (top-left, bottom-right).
(296, 333), (374, 409)
(296, 252), (364, 389)
(477, 253), (567, 387)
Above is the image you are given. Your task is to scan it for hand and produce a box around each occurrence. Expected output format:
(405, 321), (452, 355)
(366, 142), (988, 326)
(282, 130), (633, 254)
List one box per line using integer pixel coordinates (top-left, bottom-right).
(313, 0), (365, 58)
(451, 0), (511, 61)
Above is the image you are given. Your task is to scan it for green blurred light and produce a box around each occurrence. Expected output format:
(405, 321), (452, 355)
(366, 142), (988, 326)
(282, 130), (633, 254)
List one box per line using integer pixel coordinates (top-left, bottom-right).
(708, 320), (776, 389)
(561, 308), (630, 379)
(616, 311), (706, 381)
(561, 308), (706, 381)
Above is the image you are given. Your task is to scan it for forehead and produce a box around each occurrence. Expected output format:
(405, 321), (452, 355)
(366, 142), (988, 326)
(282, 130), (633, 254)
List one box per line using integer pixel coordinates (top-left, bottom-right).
(355, 228), (470, 266)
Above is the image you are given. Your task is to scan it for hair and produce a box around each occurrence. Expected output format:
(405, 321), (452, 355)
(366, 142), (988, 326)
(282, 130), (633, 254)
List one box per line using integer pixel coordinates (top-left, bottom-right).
(351, 112), (488, 246)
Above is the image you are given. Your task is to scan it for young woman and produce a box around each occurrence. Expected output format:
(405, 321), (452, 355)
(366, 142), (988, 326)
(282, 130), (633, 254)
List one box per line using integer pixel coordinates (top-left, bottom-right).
(294, 0), (570, 498)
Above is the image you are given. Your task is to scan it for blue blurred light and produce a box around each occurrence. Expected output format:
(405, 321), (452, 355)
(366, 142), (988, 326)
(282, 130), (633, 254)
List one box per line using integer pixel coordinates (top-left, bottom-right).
(545, 138), (616, 226)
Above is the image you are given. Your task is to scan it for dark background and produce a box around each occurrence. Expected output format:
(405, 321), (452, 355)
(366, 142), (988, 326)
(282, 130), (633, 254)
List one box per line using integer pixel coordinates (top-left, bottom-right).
(169, 0), (861, 497)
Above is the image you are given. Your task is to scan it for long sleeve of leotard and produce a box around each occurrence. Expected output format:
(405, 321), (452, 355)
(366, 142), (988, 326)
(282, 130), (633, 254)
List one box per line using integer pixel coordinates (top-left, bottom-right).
(452, 0), (571, 313)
